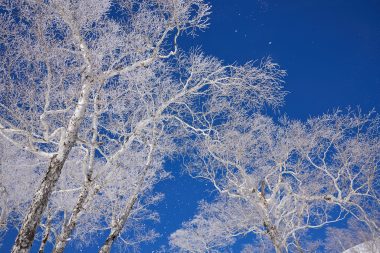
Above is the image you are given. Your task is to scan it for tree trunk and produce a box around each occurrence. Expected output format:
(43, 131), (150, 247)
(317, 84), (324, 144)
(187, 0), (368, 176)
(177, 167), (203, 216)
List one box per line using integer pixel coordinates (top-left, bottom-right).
(263, 219), (282, 253)
(53, 94), (100, 253)
(0, 186), (7, 229)
(12, 155), (64, 253)
(98, 194), (139, 253)
(260, 181), (282, 253)
(38, 214), (52, 253)
(98, 140), (155, 253)
(52, 182), (97, 253)
(12, 80), (92, 252)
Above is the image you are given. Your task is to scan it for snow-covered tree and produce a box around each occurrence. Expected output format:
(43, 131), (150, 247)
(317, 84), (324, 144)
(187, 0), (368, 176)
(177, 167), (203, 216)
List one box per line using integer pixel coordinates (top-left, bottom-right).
(0, 135), (167, 252)
(0, 0), (285, 251)
(171, 111), (380, 252)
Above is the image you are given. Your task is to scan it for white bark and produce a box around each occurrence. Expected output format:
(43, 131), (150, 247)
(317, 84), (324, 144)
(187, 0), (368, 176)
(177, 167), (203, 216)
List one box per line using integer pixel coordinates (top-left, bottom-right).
(99, 142), (155, 253)
(11, 80), (93, 252)
(38, 214), (52, 253)
(1, 1), (288, 251)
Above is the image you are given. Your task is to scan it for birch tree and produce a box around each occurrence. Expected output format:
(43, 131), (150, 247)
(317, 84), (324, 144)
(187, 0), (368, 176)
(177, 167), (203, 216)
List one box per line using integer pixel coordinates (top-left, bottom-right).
(0, 136), (166, 252)
(324, 217), (380, 252)
(0, 0), (286, 251)
(0, 137), (47, 236)
(170, 111), (380, 252)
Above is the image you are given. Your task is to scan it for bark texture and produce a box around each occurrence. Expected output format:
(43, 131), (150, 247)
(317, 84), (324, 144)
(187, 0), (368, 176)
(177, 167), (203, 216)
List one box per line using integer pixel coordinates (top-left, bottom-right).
(98, 194), (139, 253)
(12, 155), (64, 253)
(53, 95), (100, 253)
(38, 215), (52, 253)
(12, 79), (92, 252)
(52, 182), (95, 253)
(98, 142), (154, 253)
(260, 181), (282, 253)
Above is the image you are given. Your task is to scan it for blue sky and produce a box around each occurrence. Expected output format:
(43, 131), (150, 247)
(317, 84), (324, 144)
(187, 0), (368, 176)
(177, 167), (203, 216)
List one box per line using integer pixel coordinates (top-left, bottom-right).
(192, 0), (380, 118)
(2, 0), (380, 252)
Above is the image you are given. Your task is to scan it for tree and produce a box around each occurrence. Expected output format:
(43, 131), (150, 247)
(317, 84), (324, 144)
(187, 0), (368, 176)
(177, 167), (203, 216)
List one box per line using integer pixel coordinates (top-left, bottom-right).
(324, 217), (380, 253)
(0, 0), (286, 251)
(0, 134), (167, 252)
(170, 111), (380, 252)
(0, 137), (47, 237)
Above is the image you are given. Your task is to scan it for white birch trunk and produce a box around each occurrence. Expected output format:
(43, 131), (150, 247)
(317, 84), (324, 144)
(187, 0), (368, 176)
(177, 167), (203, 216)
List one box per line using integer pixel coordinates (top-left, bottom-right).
(38, 214), (52, 253)
(98, 194), (139, 253)
(11, 81), (92, 253)
(99, 143), (154, 253)
(52, 182), (97, 253)
(52, 94), (100, 253)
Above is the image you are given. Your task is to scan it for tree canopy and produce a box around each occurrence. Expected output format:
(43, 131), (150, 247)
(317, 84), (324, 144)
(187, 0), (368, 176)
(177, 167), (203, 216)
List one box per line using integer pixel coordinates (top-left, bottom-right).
(0, 1), (379, 252)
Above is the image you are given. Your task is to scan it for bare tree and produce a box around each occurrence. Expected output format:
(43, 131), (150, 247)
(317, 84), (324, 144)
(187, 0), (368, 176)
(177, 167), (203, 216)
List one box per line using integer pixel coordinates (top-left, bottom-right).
(0, 0), (286, 251)
(324, 217), (380, 253)
(0, 137), (47, 235)
(170, 111), (380, 252)
(0, 136), (167, 252)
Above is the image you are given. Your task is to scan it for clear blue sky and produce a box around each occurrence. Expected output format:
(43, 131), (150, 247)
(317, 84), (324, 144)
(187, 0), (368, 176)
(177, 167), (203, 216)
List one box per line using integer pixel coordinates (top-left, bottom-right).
(2, 1), (379, 252)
